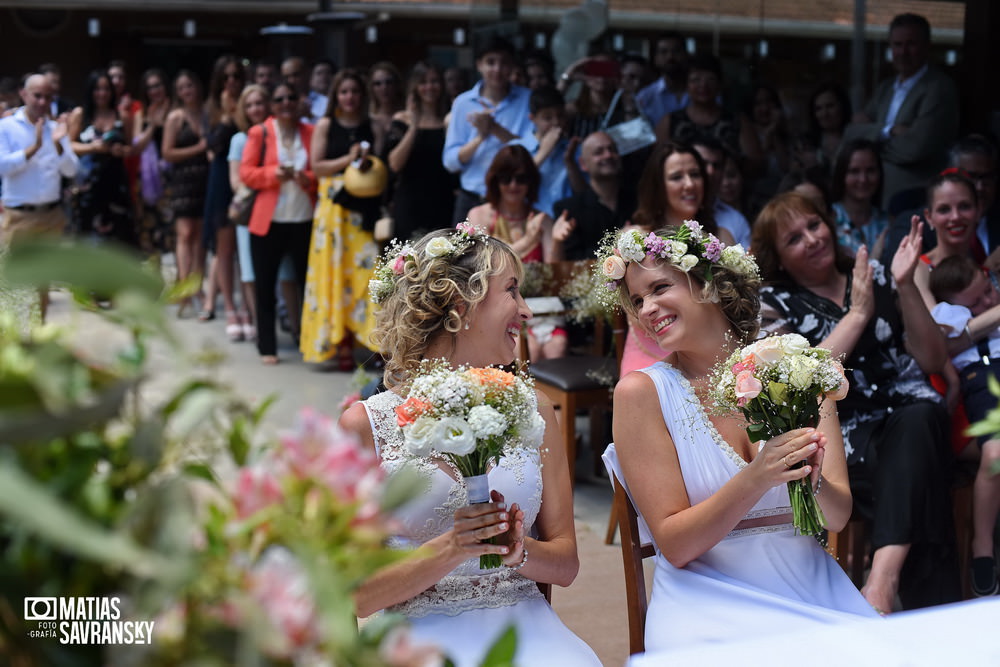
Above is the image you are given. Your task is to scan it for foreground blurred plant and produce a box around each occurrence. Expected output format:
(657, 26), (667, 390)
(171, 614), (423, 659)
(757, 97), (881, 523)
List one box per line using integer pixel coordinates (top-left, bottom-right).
(0, 238), (427, 666)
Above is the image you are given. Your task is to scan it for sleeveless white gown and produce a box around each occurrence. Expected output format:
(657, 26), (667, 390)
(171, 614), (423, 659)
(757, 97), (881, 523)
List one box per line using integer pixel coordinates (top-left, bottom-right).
(363, 391), (600, 667)
(635, 363), (880, 652)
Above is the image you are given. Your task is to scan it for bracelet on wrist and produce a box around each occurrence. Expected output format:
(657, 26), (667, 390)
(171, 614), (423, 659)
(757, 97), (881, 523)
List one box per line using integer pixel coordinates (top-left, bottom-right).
(505, 544), (528, 570)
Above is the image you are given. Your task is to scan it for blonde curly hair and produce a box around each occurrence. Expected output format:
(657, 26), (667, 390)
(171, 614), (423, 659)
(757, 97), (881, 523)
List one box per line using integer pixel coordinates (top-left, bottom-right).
(616, 233), (760, 345)
(372, 229), (522, 388)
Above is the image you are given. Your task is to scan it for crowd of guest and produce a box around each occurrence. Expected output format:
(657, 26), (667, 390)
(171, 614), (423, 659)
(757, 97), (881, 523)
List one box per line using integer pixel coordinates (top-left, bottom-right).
(3, 10), (1000, 610)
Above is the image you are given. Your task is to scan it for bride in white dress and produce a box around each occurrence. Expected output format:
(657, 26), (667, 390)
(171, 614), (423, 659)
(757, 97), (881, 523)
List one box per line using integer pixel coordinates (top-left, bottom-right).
(340, 228), (599, 666)
(601, 225), (879, 652)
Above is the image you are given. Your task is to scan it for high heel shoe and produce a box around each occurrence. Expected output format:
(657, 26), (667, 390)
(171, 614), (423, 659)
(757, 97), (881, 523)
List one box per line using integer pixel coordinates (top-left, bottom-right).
(225, 311), (243, 342)
(238, 311), (256, 342)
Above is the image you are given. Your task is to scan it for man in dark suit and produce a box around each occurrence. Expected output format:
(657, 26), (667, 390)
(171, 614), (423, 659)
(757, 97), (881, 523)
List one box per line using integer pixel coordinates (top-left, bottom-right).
(846, 13), (958, 209)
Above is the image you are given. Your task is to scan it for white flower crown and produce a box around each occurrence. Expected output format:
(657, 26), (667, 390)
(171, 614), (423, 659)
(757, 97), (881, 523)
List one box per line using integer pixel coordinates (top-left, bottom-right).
(369, 223), (487, 305)
(593, 221), (759, 307)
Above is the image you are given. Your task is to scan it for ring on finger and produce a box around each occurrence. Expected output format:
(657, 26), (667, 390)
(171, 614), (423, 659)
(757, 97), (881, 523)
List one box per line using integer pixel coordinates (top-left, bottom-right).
(783, 454), (792, 468)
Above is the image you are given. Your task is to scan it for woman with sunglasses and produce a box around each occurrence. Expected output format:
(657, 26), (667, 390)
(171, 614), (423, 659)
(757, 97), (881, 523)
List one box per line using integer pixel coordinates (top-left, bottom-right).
(368, 61), (404, 156)
(467, 145), (573, 359)
(300, 68), (378, 371)
(239, 81), (317, 365)
(200, 54), (247, 334)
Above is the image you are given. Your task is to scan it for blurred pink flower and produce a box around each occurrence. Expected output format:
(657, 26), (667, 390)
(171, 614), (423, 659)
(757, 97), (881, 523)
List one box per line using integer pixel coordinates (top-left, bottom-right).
(248, 547), (320, 655)
(231, 465), (283, 520)
(380, 625), (445, 667)
(280, 408), (384, 505)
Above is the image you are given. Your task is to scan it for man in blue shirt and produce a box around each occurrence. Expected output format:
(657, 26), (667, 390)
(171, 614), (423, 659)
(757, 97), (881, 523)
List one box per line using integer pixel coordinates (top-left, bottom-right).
(443, 36), (533, 226)
(635, 32), (689, 128)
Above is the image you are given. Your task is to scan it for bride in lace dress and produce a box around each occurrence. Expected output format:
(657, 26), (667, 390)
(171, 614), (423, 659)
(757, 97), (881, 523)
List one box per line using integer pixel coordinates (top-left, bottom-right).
(339, 229), (599, 666)
(602, 226), (879, 652)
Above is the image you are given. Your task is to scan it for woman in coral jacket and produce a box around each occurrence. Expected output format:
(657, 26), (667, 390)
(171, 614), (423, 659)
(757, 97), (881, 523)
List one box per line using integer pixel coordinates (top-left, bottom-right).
(240, 81), (317, 365)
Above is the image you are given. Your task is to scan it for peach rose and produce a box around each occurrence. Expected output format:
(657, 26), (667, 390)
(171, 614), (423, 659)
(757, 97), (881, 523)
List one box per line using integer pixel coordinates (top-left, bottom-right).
(602, 255), (627, 280)
(734, 370), (763, 403)
(395, 397), (432, 427)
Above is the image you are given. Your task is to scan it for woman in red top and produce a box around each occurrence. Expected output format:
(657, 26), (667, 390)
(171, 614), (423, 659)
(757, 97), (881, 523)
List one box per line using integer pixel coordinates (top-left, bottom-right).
(240, 82), (317, 365)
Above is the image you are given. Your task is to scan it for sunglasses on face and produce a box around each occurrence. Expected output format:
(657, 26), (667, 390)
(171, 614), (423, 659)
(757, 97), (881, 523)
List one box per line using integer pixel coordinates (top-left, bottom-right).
(499, 173), (530, 185)
(273, 94), (300, 104)
(372, 79), (396, 87)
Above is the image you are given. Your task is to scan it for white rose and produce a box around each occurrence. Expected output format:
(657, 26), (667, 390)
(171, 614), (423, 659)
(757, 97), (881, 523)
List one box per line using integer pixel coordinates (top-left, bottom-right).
(602, 255), (627, 280)
(425, 237), (455, 258)
(678, 254), (699, 272)
(787, 355), (819, 390)
(404, 416), (440, 457)
(617, 232), (645, 263)
(780, 333), (810, 354)
(468, 405), (507, 438)
(436, 417), (477, 456)
(751, 337), (786, 365)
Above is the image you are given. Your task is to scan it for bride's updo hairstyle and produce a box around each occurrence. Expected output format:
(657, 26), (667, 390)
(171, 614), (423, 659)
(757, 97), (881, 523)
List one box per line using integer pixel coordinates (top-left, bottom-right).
(370, 227), (522, 388)
(596, 223), (761, 344)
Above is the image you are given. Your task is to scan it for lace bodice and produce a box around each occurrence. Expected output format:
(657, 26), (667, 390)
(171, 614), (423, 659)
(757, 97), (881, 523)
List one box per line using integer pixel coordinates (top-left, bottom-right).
(363, 391), (545, 617)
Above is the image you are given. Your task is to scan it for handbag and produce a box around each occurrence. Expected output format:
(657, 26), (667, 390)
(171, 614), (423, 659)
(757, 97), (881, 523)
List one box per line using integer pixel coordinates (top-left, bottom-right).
(228, 125), (267, 226)
(601, 90), (657, 156)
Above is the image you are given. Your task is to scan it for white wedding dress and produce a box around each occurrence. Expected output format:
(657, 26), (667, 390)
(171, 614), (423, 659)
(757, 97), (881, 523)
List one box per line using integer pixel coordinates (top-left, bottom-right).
(617, 363), (880, 652)
(363, 391), (600, 667)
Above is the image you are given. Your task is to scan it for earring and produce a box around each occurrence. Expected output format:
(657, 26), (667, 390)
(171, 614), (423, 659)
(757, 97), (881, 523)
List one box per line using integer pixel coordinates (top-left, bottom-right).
(464, 321), (470, 330)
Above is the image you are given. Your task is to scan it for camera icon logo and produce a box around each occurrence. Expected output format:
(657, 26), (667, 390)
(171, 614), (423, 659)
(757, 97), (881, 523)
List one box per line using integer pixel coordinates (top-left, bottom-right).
(24, 597), (58, 621)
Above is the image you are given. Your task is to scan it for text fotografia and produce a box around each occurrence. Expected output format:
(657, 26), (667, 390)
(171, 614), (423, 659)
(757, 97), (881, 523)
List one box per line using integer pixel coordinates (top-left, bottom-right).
(23, 597), (155, 645)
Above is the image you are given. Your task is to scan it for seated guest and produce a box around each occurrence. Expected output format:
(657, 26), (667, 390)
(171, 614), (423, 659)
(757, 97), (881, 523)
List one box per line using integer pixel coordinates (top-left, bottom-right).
(830, 139), (891, 259)
(929, 255), (1000, 596)
(552, 131), (636, 261)
(691, 133), (752, 247)
(753, 192), (961, 613)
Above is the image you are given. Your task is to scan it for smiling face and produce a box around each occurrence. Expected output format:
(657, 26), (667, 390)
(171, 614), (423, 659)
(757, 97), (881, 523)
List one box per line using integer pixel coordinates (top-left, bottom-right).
(463, 260), (532, 366)
(243, 89), (269, 125)
(175, 75), (200, 105)
(20, 75), (52, 123)
(222, 62), (244, 97)
(925, 180), (979, 253)
(774, 211), (837, 284)
(843, 147), (881, 204)
(687, 69), (719, 105)
(477, 52), (513, 90)
(144, 74), (167, 104)
(624, 259), (725, 352)
(416, 69), (443, 106)
(271, 84), (299, 122)
(663, 151), (704, 221)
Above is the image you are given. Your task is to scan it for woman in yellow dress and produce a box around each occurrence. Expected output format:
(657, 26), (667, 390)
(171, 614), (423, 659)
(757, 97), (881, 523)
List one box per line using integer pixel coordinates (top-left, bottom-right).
(301, 69), (380, 370)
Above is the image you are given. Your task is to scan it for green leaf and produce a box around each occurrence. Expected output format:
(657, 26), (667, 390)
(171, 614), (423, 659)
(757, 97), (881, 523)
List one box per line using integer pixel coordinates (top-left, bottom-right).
(183, 462), (217, 484)
(0, 462), (176, 580)
(1, 237), (163, 300)
(480, 625), (517, 667)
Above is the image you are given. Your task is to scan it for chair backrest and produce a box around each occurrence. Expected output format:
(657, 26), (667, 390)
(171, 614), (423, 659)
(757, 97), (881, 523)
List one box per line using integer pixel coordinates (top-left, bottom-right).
(602, 443), (655, 655)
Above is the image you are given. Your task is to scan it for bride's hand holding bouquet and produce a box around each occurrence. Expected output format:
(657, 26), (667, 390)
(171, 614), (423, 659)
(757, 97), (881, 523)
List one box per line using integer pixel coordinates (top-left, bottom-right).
(709, 333), (850, 537)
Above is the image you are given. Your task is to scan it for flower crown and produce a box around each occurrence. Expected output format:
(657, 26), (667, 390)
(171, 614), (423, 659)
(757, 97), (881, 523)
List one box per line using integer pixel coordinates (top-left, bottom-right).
(594, 220), (759, 305)
(369, 223), (486, 305)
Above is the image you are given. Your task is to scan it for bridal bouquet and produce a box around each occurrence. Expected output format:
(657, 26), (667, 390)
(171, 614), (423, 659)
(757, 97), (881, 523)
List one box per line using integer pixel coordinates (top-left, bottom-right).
(708, 334), (849, 537)
(395, 363), (546, 569)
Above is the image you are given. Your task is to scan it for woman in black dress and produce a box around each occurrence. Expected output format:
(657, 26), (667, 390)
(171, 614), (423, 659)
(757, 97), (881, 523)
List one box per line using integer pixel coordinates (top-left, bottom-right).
(162, 69), (210, 316)
(68, 69), (134, 246)
(385, 61), (455, 241)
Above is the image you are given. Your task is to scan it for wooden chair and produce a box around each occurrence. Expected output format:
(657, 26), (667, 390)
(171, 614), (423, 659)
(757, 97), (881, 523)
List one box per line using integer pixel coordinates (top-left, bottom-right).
(602, 443), (655, 655)
(525, 261), (626, 485)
